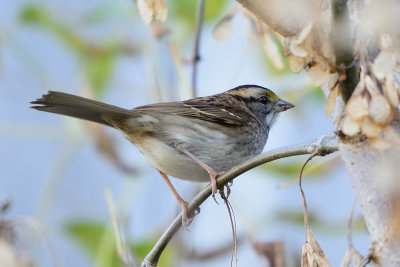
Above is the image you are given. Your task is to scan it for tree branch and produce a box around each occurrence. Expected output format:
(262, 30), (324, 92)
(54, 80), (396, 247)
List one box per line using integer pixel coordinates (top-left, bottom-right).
(339, 128), (400, 265)
(236, 0), (319, 37)
(141, 135), (338, 267)
(332, 0), (359, 102)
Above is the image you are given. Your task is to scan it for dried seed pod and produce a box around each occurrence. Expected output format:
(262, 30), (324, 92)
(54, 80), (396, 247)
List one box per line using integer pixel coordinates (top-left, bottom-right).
(136, 0), (167, 25)
(341, 115), (361, 136)
(289, 23), (313, 57)
(372, 51), (395, 80)
(361, 117), (382, 138)
(369, 93), (392, 125)
(307, 66), (329, 86)
(289, 56), (306, 72)
(385, 74), (400, 108)
(346, 94), (369, 122)
(365, 75), (380, 95)
(328, 73), (339, 91)
(326, 84), (340, 117)
(261, 31), (284, 69)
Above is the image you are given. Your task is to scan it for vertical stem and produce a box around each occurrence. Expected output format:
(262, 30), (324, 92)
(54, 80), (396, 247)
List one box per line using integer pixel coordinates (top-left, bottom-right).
(191, 0), (205, 97)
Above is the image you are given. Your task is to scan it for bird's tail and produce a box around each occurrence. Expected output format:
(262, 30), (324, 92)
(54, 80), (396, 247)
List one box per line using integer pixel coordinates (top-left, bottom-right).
(31, 91), (134, 127)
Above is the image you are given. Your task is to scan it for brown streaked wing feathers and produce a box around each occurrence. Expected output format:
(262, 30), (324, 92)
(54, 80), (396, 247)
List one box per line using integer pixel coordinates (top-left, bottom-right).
(134, 96), (248, 126)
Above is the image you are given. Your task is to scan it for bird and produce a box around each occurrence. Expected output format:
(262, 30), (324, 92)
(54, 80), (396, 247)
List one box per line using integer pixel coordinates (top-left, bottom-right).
(31, 85), (294, 225)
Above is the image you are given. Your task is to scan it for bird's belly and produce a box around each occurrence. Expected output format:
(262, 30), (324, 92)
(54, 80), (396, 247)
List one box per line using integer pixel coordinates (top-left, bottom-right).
(136, 139), (210, 182)
(123, 117), (266, 182)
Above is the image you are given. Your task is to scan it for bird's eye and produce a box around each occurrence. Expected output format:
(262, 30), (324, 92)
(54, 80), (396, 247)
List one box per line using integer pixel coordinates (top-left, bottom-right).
(258, 96), (268, 104)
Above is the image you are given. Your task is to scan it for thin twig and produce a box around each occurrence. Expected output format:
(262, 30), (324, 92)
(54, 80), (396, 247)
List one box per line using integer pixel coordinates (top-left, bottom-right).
(277, 153), (339, 190)
(347, 199), (357, 247)
(299, 153), (317, 233)
(184, 235), (245, 261)
(140, 135), (338, 267)
(105, 189), (138, 267)
(191, 0), (205, 97)
(220, 189), (238, 267)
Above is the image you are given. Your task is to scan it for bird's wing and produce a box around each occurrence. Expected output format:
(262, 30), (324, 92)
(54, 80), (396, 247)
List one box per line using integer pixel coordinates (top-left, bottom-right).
(134, 96), (248, 126)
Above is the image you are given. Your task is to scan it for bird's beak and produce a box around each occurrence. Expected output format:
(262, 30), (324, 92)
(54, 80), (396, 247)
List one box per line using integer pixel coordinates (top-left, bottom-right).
(274, 99), (295, 112)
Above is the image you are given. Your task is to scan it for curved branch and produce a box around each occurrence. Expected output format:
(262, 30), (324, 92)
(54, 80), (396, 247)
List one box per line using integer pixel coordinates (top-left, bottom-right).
(141, 135), (338, 267)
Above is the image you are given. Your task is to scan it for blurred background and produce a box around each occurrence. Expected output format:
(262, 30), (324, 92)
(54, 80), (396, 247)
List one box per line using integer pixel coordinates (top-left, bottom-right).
(1, 0), (369, 266)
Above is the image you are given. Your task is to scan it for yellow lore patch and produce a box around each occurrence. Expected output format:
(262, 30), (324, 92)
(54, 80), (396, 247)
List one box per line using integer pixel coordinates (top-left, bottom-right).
(266, 90), (279, 100)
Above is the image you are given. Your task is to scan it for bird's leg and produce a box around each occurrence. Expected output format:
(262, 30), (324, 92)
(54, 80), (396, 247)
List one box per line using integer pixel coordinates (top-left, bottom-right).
(157, 170), (199, 227)
(174, 143), (221, 202)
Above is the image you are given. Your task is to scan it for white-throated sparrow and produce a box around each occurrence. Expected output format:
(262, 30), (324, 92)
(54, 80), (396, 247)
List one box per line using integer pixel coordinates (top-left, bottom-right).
(31, 85), (294, 224)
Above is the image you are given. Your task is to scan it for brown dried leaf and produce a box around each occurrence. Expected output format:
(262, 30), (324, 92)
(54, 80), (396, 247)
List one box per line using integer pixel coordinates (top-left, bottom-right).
(289, 56), (305, 72)
(296, 22), (313, 46)
(346, 94), (369, 122)
(381, 33), (394, 50)
(151, 22), (170, 39)
(302, 231), (332, 267)
(385, 74), (400, 108)
(341, 249), (351, 267)
(365, 75), (380, 95)
(369, 94), (392, 125)
(290, 43), (308, 57)
(262, 32), (284, 69)
(326, 83), (340, 117)
(369, 125), (400, 151)
(328, 73), (339, 91)
(352, 77), (366, 96)
(341, 115), (361, 136)
(288, 23), (313, 58)
(253, 240), (284, 267)
(334, 101), (345, 128)
(307, 66), (329, 86)
(372, 51), (395, 80)
(340, 247), (365, 267)
(212, 7), (238, 42)
(136, 0), (167, 25)
(321, 41), (333, 60)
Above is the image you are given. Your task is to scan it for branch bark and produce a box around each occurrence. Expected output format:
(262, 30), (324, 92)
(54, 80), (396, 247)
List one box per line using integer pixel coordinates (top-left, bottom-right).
(141, 135), (338, 267)
(236, 0), (400, 264)
(339, 122), (400, 265)
(236, 0), (319, 37)
(331, 1), (400, 265)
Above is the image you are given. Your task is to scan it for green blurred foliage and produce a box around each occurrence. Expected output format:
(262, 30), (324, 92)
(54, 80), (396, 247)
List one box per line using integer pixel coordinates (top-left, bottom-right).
(83, 52), (113, 95)
(307, 85), (325, 101)
(21, 5), (86, 51)
(260, 156), (335, 178)
(65, 220), (172, 267)
(82, 3), (132, 25)
(259, 36), (292, 76)
(169, 0), (228, 28)
(20, 4), (135, 96)
(276, 209), (367, 235)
